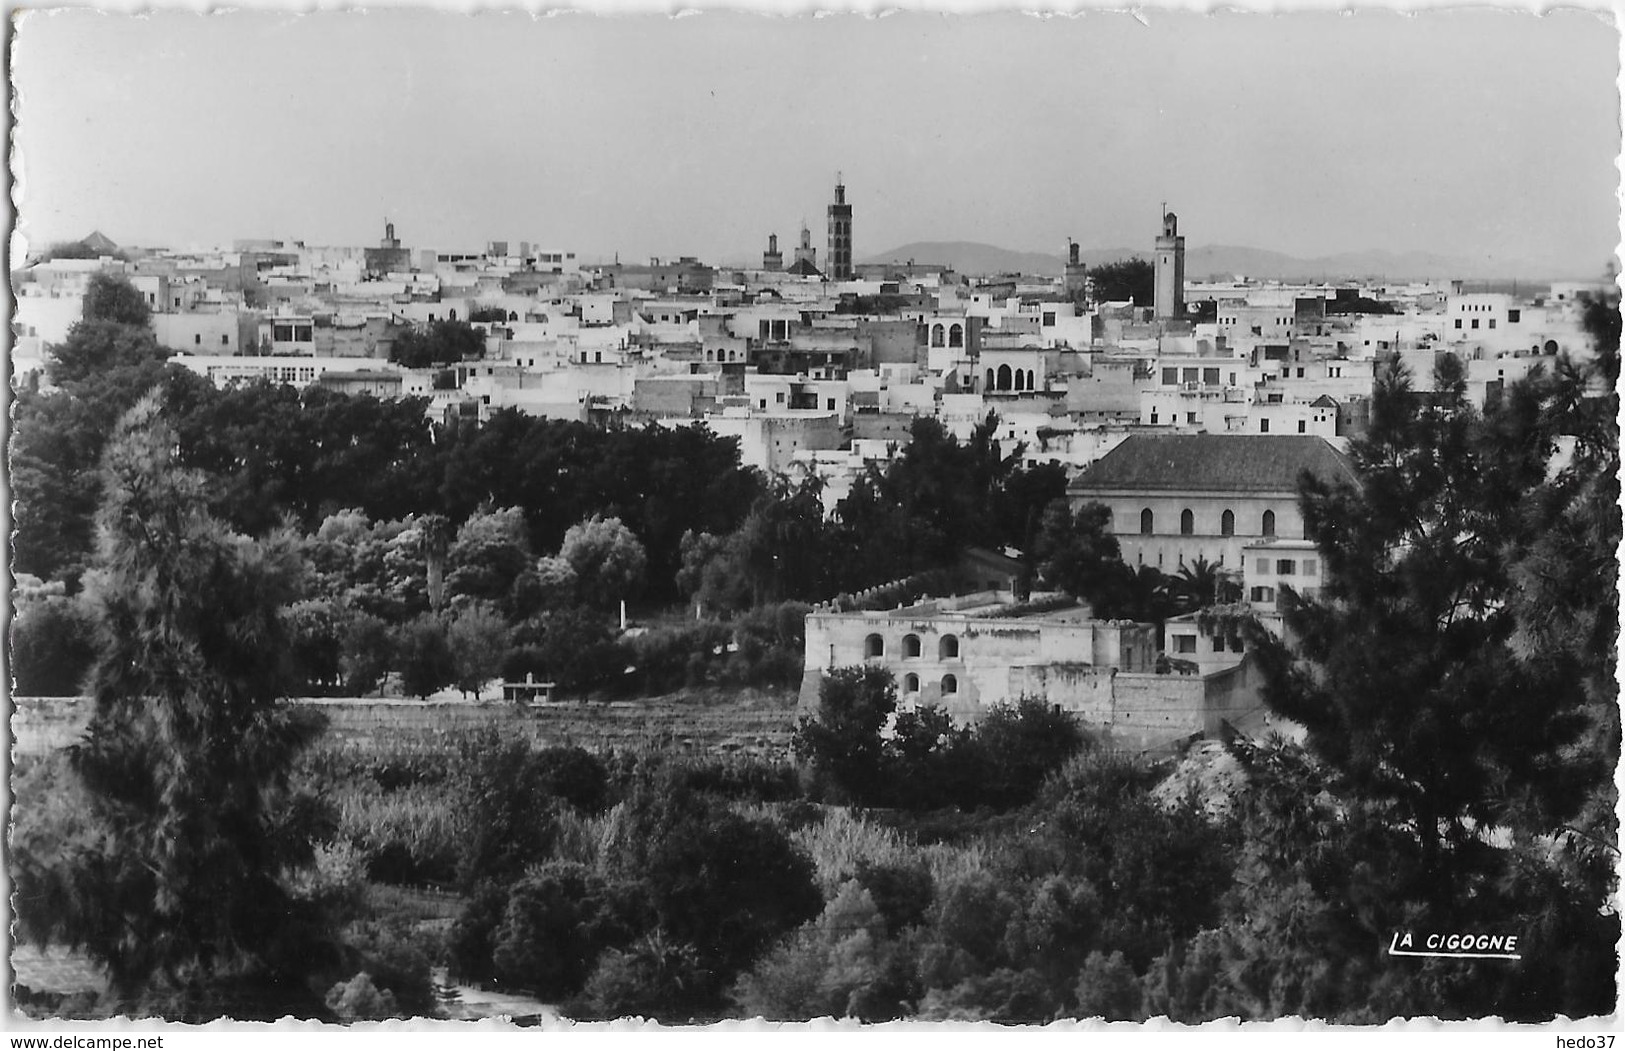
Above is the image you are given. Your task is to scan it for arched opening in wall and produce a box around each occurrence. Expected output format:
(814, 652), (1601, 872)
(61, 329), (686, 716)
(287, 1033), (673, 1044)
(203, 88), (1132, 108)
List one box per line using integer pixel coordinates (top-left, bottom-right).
(985, 368), (996, 391)
(941, 674), (958, 695)
(1026, 370), (1036, 390)
(865, 633), (884, 659)
(1141, 508), (1155, 535)
(939, 634), (960, 660)
(448, 309), (458, 321)
(904, 674), (920, 694)
(1013, 369), (1025, 392)
(1180, 509), (1195, 536)
(949, 324), (964, 348)
(509, 311), (519, 322)
(1221, 509), (1235, 537)
(1544, 339), (1559, 354)
(931, 324), (945, 347)
(997, 364), (1012, 390)
(1262, 509), (1276, 537)
(904, 634), (922, 659)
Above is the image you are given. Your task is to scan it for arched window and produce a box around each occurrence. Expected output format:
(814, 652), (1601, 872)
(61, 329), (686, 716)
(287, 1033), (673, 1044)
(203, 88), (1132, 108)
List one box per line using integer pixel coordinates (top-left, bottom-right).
(448, 308), (458, 321)
(904, 634), (922, 659)
(931, 324), (945, 347)
(1180, 509), (1195, 536)
(949, 323), (964, 348)
(1221, 509), (1235, 537)
(1140, 508), (1155, 535)
(941, 674), (958, 695)
(1026, 369), (1036, 391)
(1013, 369), (1025, 392)
(1262, 509), (1276, 537)
(865, 633), (884, 659)
(997, 364), (1012, 390)
(904, 674), (920, 693)
(985, 368), (996, 391)
(939, 634), (960, 660)
(509, 311), (519, 322)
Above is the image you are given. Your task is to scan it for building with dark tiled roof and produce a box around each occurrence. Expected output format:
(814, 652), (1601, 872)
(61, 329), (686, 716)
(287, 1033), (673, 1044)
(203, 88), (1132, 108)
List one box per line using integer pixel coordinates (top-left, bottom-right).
(1066, 433), (1357, 572)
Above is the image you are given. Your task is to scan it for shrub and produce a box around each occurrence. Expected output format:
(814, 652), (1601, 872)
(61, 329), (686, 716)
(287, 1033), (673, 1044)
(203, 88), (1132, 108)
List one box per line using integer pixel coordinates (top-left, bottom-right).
(575, 932), (707, 1022)
(489, 863), (645, 1000)
(447, 883), (510, 987)
(969, 697), (1091, 810)
(1073, 950), (1144, 1021)
(731, 880), (909, 1022)
(11, 594), (97, 696)
(531, 746), (611, 813)
(325, 973), (399, 1022)
(453, 731), (565, 889)
(331, 781), (461, 886)
(851, 859), (935, 935)
(340, 612), (393, 696)
(395, 614), (457, 700)
(341, 920), (437, 1018)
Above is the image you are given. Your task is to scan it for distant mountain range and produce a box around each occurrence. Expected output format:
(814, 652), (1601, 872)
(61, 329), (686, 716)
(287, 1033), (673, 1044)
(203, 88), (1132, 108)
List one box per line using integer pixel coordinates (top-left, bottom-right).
(859, 241), (1583, 283)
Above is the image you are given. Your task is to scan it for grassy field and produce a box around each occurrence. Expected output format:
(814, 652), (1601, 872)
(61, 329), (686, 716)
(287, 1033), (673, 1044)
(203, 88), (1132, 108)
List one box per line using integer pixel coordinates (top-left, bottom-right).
(13, 684), (801, 760)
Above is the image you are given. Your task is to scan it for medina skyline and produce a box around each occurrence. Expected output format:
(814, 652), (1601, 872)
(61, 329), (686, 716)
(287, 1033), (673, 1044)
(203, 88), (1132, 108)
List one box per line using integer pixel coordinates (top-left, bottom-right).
(12, 9), (1620, 275)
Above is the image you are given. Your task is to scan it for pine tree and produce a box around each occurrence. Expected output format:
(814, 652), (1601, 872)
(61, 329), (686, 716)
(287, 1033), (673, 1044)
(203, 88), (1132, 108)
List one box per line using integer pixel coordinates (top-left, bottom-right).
(13, 393), (333, 1017)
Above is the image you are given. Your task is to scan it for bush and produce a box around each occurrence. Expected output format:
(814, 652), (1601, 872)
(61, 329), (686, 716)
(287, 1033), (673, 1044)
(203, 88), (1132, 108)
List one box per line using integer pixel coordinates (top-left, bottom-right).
(11, 594), (97, 696)
(325, 972), (399, 1022)
(340, 612), (393, 696)
(341, 920), (437, 1018)
(967, 697), (1091, 810)
(454, 730), (571, 888)
(851, 859), (935, 935)
(1073, 950), (1144, 1021)
(489, 863), (645, 1000)
(574, 933), (707, 1022)
(395, 614), (457, 700)
(531, 746), (611, 813)
(331, 782), (461, 886)
(447, 883), (510, 987)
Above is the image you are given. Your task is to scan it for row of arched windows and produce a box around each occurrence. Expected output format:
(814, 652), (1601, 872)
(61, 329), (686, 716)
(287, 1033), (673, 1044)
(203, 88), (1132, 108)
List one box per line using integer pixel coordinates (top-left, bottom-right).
(903, 673), (958, 695)
(984, 366), (1037, 392)
(866, 633), (961, 660)
(929, 323), (965, 348)
(1140, 508), (1274, 537)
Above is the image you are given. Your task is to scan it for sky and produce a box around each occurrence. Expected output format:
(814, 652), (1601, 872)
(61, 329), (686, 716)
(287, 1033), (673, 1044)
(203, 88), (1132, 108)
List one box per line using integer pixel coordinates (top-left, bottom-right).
(11, 8), (1622, 274)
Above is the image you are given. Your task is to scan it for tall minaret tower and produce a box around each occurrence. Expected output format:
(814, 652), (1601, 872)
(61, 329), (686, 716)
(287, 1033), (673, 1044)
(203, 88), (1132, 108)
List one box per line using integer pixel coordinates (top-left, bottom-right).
(827, 173), (853, 281)
(793, 220), (817, 270)
(763, 233), (783, 271)
(1153, 206), (1186, 321)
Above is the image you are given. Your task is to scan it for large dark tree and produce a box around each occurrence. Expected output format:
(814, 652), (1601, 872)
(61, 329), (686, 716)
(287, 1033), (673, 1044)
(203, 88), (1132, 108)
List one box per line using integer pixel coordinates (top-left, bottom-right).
(388, 319), (487, 368)
(1255, 351), (1612, 878)
(14, 276), (199, 584)
(81, 271), (152, 328)
(11, 393), (335, 1018)
(1234, 318), (1620, 1019)
(1087, 258), (1155, 307)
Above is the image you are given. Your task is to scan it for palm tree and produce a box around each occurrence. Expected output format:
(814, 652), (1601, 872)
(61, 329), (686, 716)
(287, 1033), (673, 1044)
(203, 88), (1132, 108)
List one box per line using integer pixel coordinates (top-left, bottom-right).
(1173, 555), (1222, 612)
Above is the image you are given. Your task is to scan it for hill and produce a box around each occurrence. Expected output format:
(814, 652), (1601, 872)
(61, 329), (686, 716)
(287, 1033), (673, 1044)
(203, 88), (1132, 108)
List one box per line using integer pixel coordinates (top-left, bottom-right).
(861, 241), (1577, 282)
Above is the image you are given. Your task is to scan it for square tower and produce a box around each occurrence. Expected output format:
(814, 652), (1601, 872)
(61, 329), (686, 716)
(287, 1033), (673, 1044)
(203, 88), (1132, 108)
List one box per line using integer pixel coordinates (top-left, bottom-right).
(1154, 210), (1186, 321)
(827, 175), (853, 281)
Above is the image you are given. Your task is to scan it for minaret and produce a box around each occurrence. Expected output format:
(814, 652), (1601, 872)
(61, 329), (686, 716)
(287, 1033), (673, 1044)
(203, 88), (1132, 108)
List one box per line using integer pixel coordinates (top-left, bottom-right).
(1154, 207), (1186, 320)
(827, 173), (853, 281)
(763, 233), (783, 271)
(382, 218), (400, 249)
(1064, 238), (1089, 299)
(793, 221), (817, 269)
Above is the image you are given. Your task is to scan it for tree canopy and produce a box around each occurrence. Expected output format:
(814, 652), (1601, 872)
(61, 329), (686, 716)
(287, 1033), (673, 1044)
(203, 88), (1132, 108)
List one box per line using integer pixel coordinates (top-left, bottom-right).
(12, 393), (334, 1017)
